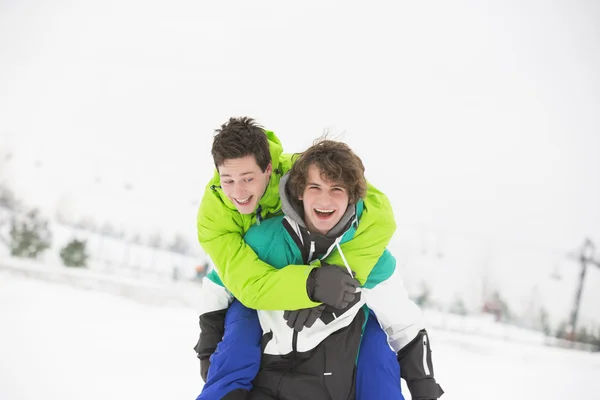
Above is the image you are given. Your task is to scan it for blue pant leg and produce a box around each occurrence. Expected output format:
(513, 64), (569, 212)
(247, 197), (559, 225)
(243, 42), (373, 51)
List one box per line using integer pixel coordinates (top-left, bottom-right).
(356, 310), (404, 400)
(196, 299), (262, 400)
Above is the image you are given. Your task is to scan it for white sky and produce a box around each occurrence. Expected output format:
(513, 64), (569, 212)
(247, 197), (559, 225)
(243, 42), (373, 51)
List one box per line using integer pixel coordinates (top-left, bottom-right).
(1, 1), (600, 322)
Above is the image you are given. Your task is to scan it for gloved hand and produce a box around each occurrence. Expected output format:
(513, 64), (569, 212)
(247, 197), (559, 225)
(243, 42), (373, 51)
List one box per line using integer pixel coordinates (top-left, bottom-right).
(306, 263), (359, 309)
(283, 304), (326, 332)
(200, 357), (211, 382)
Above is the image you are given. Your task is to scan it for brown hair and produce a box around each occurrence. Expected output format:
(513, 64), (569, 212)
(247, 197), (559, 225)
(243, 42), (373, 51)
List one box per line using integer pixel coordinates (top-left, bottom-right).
(211, 117), (271, 171)
(288, 139), (366, 204)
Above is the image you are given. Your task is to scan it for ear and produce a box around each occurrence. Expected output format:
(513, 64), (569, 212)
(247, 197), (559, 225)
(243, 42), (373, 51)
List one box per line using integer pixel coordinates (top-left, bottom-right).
(265, 162), (272, 175)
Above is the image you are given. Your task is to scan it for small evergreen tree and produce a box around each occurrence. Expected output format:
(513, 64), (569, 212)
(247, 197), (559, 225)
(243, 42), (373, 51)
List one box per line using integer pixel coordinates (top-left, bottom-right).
(0, 185), (21, 248)
(60, 239), (89, 267)
(9, 209), (52, 258)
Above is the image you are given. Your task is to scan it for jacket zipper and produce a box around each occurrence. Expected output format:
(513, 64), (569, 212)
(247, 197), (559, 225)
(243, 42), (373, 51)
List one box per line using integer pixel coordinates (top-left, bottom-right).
(255, 205), (263, 226)
(276, 328), (297, 398)
(292, 329), (298, 358)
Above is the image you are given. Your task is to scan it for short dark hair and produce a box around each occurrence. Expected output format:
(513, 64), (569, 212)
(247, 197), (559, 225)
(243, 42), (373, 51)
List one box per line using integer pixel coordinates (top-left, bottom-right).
(211, 117), (271, 172)
(288, 139), (367, 204)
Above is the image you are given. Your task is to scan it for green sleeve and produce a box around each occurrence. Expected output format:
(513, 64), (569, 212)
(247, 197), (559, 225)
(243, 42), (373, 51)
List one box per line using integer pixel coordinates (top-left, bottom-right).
(325, 181), (396, 285)
(197, 183), (320, 310)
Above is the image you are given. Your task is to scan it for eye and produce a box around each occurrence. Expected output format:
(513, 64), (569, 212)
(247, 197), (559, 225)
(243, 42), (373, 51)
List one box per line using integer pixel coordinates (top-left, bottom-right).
(222, 180), (234, 185)
(332, 187), (345, 192)
(243, 178), (254, 183)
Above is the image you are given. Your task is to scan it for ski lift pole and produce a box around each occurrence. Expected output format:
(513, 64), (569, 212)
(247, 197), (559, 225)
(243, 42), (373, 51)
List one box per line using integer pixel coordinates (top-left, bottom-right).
(568, 239), (600, 337)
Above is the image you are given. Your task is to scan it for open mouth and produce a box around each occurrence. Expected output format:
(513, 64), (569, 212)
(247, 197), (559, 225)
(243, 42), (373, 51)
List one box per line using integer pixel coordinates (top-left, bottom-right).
(235, 196), (252, 205)
(314, 208), (335, 219)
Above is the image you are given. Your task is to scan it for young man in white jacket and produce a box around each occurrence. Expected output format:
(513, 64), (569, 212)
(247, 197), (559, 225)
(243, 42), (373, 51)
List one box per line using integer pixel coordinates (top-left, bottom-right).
(196, 139), (444, 400)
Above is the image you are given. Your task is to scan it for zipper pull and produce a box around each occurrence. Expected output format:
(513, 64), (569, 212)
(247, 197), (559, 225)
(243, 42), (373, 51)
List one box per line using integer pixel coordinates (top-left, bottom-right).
(308, 241), (315, 262)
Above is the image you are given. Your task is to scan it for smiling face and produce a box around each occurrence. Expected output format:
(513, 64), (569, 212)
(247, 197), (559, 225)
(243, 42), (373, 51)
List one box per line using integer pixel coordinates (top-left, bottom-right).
(299, 164), (350, 235)
(218, 155), (272, 214)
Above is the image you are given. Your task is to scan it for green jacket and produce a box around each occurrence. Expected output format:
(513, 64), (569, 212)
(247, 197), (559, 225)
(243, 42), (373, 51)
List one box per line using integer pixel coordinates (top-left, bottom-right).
(197, 130), (396, 310)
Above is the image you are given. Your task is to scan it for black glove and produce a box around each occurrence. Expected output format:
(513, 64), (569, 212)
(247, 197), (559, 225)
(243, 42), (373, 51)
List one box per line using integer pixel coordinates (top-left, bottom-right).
(200, 357), (211, 382)
(283, 304), (326, 332)
(397, 330), (444, 399)
(306, 263), (359, 309)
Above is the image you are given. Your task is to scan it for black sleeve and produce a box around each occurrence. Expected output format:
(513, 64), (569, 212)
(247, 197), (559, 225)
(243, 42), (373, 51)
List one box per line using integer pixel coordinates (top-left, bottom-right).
(396, 329), (444, 399)
(193, 309), (227, 360)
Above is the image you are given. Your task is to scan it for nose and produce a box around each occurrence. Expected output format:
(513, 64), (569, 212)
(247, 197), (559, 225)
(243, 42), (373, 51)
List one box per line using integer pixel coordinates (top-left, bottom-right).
(232, 184), (247, 198)
(316, 190), (333, 204)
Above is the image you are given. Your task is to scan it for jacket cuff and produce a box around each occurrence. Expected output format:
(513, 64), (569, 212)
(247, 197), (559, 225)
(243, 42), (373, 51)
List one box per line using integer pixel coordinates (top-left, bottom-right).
(407, 378), (444, 399)
(306, 268), (318, 301)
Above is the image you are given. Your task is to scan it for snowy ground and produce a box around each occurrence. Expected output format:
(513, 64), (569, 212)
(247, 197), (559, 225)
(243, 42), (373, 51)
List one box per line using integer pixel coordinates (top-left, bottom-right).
(1, 271), (598, 400)
(0, 271), (200, 400)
